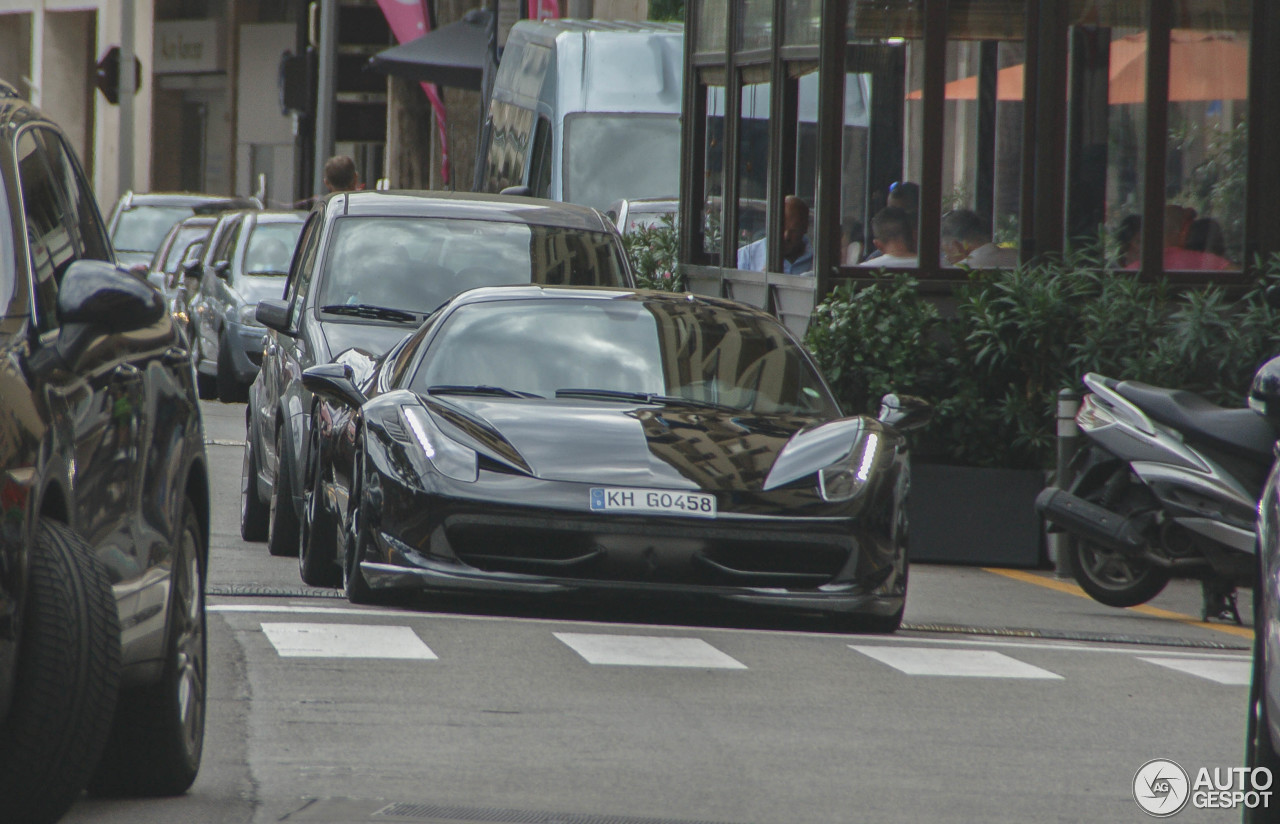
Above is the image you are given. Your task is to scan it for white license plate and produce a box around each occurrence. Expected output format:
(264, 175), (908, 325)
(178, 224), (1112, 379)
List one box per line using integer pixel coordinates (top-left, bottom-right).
(589, 487), (717, 518)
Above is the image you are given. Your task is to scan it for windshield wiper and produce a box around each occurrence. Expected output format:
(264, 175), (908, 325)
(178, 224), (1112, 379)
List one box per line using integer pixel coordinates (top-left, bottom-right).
(427, 384), (544, 399)
(554, 388), (737, 411)
(319, 303), (419, 323)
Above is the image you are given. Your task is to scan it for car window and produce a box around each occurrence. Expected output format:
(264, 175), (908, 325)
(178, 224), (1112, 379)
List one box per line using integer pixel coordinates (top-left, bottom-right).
(163, 224), (211, 274)
(16, 128), (76, 332)
(387, 315), (438, 389)
(0, 159), (17, 315)
(410, 298), (840, 416)
(316, 216), (627, 313)
(36, 128), (111, 263)
(212, 217), (242, 266)
(112, 205), (194, 254)
(240, 221), (302, 278)
(287, 211), (324, 327)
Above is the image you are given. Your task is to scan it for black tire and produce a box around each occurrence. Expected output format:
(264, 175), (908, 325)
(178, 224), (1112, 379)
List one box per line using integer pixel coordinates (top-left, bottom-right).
(1070, 541), (1170, 608)
(299, 425), (341, 587)
(89, 496), (206, 797)
(193, 328), (216, 400)
(268, 424), (300, 558)
(0, 520), (122, 824)
(215, 338), (247, 404)
(832, 559), (907, 634)
(240, 427), (269, 541)
(343, 447), (382, 605)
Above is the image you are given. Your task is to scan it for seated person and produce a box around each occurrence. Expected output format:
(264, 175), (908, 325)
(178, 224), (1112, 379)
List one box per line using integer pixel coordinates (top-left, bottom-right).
(940, 209), (1018, 268)
(1126, 205), (1232, 271)
(857, 207), (918, 267)
(736, 195), (813, 274)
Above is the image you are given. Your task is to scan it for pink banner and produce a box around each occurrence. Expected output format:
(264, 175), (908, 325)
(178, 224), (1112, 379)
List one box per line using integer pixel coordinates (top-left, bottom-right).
(375, 0), (451, 184)
(528, 0), (560, 20)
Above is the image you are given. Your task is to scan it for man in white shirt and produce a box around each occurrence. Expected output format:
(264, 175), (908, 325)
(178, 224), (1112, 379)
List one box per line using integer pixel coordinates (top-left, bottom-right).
(857, 207), (917, 267)
(736, 195), (814, 274)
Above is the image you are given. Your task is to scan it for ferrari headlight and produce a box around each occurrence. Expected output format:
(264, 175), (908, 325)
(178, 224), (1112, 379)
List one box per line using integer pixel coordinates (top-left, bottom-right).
(401, 405), (478, 483)
(818, 433), (879, 502)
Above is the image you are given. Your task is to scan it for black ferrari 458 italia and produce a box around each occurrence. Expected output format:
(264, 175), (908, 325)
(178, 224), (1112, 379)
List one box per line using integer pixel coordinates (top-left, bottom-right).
(300, 286), (930, 631)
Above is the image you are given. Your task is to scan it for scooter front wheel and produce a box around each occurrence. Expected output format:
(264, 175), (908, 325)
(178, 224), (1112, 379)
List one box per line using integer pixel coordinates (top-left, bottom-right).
(1070, 541), (1170, 608)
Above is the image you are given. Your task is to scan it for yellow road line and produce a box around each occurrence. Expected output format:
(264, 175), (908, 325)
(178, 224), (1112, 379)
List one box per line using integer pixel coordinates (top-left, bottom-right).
(984, 567), (1255, 640)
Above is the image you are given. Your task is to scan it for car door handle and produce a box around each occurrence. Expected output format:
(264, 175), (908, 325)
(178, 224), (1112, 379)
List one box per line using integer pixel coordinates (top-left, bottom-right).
(113, 362), (141, 379)
(162, 347), (188, 366)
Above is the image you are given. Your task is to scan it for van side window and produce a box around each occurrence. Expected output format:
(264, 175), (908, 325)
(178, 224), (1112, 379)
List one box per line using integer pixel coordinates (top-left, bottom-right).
(529, 117), (553, 198)
(485, 101), (535, 193)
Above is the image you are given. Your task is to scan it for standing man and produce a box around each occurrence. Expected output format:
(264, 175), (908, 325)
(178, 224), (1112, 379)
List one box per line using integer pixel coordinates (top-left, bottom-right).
(323, 155), (361, 192)
(736, 195), (814, 274)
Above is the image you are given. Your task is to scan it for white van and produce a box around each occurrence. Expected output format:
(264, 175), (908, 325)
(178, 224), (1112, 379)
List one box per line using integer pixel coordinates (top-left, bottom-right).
(477, 19), (683, 212)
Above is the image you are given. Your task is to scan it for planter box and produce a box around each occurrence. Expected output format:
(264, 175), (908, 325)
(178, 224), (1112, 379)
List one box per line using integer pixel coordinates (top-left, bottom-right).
(907, 463), (1047, 568)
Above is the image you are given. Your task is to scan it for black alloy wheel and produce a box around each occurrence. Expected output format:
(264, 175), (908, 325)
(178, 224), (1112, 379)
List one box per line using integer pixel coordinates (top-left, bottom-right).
(240, 420), (269, 541)
(0, 519), (121, 824)
(89, 496), (206, 796)
(299, 423), (341, 587)
(342, 445), (381, 605)
(268, 422), (301, 557)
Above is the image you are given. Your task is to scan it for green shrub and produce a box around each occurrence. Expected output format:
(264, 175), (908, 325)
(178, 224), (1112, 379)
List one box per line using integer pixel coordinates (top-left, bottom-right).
(806, 255), (1280, 470)
(620, 214), (683, 291)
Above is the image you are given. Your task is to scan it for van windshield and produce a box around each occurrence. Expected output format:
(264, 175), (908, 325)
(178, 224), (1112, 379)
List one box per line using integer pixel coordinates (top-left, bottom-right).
(563, 113), (681, 212)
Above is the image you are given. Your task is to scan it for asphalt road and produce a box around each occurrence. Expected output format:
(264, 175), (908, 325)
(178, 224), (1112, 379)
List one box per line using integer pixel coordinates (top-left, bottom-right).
(61, 400), (1258, 824)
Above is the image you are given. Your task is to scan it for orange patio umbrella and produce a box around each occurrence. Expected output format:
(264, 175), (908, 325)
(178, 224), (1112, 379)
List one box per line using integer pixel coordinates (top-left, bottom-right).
(906, 30), (1248, 105)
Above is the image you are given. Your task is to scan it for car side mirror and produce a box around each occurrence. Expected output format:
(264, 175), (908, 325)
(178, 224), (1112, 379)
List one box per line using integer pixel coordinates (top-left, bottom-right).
(877, 393), (932, 432)
(58, 259), (165, 332)
(255, 298), (293, 335)
(302, 363), (367, 409)
(214, 260), (231, 279)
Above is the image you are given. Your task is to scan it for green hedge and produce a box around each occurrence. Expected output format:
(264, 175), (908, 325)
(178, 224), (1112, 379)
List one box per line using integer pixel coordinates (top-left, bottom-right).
(805, 255), (1280, 470)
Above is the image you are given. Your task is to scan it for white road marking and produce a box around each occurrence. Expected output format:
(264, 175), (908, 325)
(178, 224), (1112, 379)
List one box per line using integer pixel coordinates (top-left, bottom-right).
(1139, 657), (1252, 685)
(554, 632), (747, 669)
(856, 634), (1248, 661)
(212, 604), (413, 619)
(851, 645), (1063, 679)
(261, 623), (438, 660)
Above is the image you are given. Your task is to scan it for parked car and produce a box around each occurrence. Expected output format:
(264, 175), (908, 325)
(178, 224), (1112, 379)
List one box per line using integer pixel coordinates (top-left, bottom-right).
(0, 90), (210, 822)
(606, 196), (678, 234)
(143, 213), (216, 293)
(105, 190), (261, 271)
(299, 286), (930, 629)
(241, 190), (635, 558)
(188, 209), (304, 402)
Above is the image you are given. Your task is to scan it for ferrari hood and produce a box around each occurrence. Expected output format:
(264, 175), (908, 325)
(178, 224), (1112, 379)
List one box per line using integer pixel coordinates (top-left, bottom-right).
(426, 398), (836, 492)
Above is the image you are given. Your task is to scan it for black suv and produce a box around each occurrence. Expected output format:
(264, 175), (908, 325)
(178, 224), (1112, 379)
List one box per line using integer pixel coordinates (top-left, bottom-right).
(0, 88), (210, 821)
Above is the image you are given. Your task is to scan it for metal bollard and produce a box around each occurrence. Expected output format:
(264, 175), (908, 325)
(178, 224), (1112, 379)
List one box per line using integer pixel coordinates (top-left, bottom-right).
(1048, 388), (1081, 578)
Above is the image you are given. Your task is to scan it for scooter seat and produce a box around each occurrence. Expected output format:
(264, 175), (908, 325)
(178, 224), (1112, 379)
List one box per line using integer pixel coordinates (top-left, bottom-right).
(1114, 379), (1277, 461)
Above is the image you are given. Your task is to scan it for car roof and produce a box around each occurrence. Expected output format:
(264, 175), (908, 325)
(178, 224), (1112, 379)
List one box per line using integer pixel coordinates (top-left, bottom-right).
(247, 209), (306, 224)
(323, 190), (613, 233)
(443, 284), (768, 317)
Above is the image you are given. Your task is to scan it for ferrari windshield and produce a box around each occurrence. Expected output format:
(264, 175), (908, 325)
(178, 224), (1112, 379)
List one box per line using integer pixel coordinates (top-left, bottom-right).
(317, 216), (628, 314)
(411, 297), (839, 417)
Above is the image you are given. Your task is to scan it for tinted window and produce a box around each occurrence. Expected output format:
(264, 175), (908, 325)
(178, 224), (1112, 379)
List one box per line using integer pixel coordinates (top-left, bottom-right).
(37, 129), (110, 262)
(162, 224), (212, 274)
(0, 160), (16, 314)
(317, 216), (627, 313)
(287, 211), (324, 327)
(411, 298), (839, 416)
(17, 129), (75, 331)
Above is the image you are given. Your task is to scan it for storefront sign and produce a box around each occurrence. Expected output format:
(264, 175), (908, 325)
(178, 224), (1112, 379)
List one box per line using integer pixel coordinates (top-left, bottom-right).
(154, 20), (223, 74)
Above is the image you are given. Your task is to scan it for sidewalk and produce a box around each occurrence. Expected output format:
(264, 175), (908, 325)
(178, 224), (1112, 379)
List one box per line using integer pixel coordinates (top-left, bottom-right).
(904, 562), (1252, 650)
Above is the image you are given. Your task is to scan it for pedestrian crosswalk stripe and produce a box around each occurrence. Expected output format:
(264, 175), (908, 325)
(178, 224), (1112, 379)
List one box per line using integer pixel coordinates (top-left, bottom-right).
(261, 623), (438, 660)
(850, 645), (1063, 679)
(554, 632), (747, 669)
(1138, 656), (1251, 685)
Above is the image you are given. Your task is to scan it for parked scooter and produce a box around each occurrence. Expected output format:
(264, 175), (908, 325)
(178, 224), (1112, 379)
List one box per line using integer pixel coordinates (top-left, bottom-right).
(1037, 357), (1280, 621)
